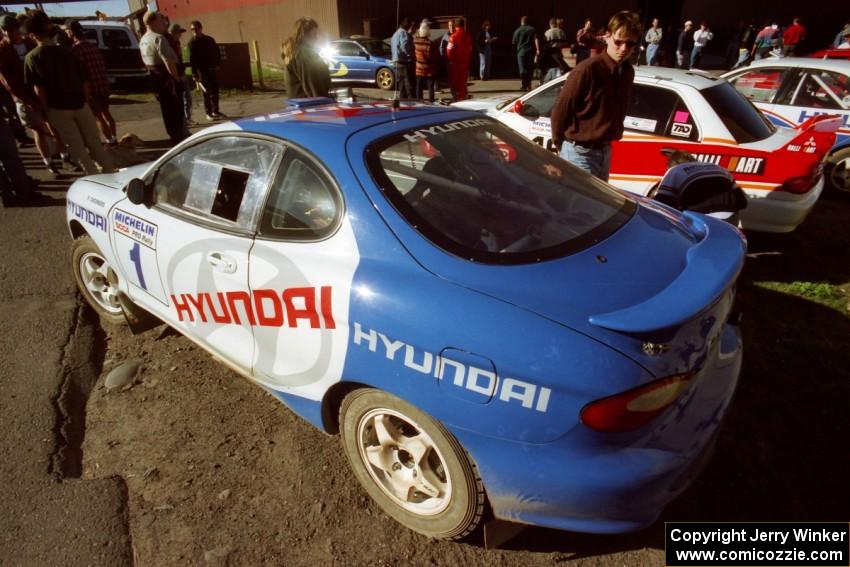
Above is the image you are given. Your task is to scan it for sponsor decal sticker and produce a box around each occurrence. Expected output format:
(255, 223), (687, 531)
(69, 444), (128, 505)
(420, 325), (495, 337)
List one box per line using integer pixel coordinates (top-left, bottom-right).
(67, 200), (107, 232)
(691, 153), (766, 175)
(530, 118), (551, 135)
(624, 115), (657, 132)
(403, 118), (491, 142)
(113, 209), (157, 249)
(671, 122), (693, 137)
(673, 110), (691, 123)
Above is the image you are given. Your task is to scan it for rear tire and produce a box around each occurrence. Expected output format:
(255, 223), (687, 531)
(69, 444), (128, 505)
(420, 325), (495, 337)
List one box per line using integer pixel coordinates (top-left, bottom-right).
(71, 236), (125, 325)
(340, 389), (485, 539)
(376, 67), (395, 90)
(826, 147), (850, 193)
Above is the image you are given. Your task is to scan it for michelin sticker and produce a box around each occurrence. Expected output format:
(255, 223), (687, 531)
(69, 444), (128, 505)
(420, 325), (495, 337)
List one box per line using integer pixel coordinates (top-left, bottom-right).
(530, 118), (552, 136)
(113, 209), (158, 249)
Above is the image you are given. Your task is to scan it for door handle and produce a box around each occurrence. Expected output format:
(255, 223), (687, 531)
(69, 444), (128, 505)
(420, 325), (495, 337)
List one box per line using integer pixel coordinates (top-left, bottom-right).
(207, 252), (237, 274)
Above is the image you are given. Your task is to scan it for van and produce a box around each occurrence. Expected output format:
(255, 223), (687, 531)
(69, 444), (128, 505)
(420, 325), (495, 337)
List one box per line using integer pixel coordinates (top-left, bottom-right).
(75, 20), (148, 90)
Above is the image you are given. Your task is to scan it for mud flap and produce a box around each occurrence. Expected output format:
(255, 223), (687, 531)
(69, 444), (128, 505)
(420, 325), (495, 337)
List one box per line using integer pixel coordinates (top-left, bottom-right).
(118, 293), (163, 334)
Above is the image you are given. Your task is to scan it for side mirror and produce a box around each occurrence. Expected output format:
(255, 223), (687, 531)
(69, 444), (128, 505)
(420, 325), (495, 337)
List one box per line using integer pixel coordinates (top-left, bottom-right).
(126, 178), (152, 207)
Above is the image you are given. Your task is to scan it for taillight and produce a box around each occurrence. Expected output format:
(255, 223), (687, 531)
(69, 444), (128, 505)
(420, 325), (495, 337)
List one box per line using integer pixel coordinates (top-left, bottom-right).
(781, 175), (815, 194)
(580, 373), (696, 432)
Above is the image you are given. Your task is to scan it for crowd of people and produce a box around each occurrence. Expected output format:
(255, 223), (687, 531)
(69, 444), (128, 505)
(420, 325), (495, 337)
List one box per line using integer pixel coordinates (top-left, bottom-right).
(0, 8), (227, 206)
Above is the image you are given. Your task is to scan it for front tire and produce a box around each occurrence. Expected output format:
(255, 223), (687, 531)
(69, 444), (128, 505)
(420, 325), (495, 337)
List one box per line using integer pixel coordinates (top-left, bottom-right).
(340, 389), (485, 539)
(71, 236), (125, 325)
(827, 147), (850, 193)
(376, 67), (395, 90)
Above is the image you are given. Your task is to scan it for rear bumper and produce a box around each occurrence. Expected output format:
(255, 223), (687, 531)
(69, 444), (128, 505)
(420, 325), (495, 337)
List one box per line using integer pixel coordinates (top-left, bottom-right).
(739, 176), (824, 233)
(453, 322), (742, 534)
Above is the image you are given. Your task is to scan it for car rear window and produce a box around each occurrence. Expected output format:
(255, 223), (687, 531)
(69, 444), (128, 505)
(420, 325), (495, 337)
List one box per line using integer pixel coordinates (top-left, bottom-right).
(702, 82), (775, 143)
(366, 118), (635, 264)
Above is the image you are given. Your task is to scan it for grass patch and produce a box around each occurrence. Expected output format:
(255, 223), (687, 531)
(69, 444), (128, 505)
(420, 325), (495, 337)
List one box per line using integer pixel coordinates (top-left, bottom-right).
(754, 280), (850, 313)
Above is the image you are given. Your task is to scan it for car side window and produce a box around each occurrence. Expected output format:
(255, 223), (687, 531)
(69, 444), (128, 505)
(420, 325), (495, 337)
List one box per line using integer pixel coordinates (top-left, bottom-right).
(625, 84), (681, 137)
(727, 69), (787, 103)
(103, 29), (132, 49)
(153, 136), (284, 231)
(82, 29), (98, 45)
(259, 152), (341, 240)
(790, 71), (847, 109)
(336, 42), (362, 57)
(518, 82), (563, 119)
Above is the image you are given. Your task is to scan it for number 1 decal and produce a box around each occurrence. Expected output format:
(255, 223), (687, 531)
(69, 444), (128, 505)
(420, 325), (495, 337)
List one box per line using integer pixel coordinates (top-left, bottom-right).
(129, 242), (147, 290)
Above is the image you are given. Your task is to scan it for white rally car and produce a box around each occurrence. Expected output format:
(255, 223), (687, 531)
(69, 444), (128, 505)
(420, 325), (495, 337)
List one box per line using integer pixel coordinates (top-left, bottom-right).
(722, 58), (850, 192)
(454, 68), (841, 233)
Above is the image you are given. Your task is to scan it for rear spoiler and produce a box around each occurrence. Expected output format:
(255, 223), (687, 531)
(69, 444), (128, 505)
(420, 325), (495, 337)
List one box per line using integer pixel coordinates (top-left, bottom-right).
(588, 213), (745, 333)
(780, 114), (842, 154)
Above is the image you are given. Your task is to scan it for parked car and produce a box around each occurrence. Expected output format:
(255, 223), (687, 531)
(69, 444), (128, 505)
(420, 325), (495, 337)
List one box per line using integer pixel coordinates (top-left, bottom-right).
(320, 36), (395, 90)
(73, 20), (148, 90)
(722, 58), (850, 192)
(453, 68), (841, 232)
(66, 99), (744, 539)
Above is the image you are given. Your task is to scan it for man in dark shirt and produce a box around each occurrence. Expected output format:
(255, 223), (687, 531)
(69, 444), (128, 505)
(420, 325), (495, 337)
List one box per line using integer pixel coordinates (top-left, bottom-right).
(550, 11), (640, 181)
(676, 21), (694, 69)
(188, 20), (223, 120)
(512, 16), (538, 91)
(23, 11), (113, 175)
(67, 20), (116, 145)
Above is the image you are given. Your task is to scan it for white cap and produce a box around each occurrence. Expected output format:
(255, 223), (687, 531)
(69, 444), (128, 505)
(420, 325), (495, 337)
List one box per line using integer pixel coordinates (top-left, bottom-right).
(684, 20), (693, 26)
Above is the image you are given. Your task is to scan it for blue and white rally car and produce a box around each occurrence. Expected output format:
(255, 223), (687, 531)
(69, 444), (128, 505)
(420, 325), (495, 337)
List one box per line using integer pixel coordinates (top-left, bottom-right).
(66, 100), (745, 539)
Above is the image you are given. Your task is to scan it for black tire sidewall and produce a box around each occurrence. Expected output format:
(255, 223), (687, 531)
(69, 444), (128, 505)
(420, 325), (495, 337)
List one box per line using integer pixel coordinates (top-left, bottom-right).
(71, 236), (125, 325)
(340, 389), (483, 539)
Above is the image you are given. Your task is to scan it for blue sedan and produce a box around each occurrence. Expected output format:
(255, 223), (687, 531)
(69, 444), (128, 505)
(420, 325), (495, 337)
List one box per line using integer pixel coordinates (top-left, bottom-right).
(66, 99), (744, 539)
(321, 37), (396, 90)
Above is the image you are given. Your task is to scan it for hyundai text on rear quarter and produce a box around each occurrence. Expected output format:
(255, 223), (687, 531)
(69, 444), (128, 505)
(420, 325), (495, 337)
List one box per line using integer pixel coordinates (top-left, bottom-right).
(66, 99), (745, 539)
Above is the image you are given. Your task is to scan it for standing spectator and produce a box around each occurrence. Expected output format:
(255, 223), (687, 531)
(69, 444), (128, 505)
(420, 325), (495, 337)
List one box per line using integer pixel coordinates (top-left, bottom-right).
(281, 17), (330, 98)
(438, 20), (455, 96)
(390, 18), (414, 99)
(512, 16), (538, 91)
(414, 21), (437, 102)
(731, 20), (756, 68)
(838, 27), (850, 49)
(0, 14), (61, 175)
(23, 11), (113, 174)
(0, 115), (39, 205)
(540, 18), (569, 84)
(476, 20), (497, 80)
(691, 22), (713, 69)
(575, 19), (595, 64)
(644, 18), (662, 65)
(834, 21), (850, 48)
(782, 18), (806, 57)
(676, 20), (694, 68)
(168, 23), (194, 125)
(447, 18), (472, 101)
(752, 21), (776, 60)
(67, 20), (116, 145)
(550, 11), (641, 181)
(139, 11), (186, 144)
(188, 21), (223, 120)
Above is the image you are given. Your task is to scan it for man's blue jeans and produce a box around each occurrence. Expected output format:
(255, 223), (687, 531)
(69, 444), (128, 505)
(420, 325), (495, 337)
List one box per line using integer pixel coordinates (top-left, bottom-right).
(560, 141), (612, 181)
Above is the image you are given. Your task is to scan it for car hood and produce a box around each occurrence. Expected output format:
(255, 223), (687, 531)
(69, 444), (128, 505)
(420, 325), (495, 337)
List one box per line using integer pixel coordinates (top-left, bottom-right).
(84, 163), (151, 190)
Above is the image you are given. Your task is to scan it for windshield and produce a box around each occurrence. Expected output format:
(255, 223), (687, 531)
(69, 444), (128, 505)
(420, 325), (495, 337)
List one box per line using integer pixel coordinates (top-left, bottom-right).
(702, 82), (776, 143)
(366, 118), (635, 264)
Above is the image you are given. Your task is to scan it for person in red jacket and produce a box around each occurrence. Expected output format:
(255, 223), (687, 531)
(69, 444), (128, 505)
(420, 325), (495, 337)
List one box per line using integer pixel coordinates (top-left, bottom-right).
(446, 18), (472, 101)
(782, 17), (806, 56)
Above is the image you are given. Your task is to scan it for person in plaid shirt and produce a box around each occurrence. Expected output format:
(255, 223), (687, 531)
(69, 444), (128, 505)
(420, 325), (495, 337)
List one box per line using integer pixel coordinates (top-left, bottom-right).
(66, 20), (117, 145)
